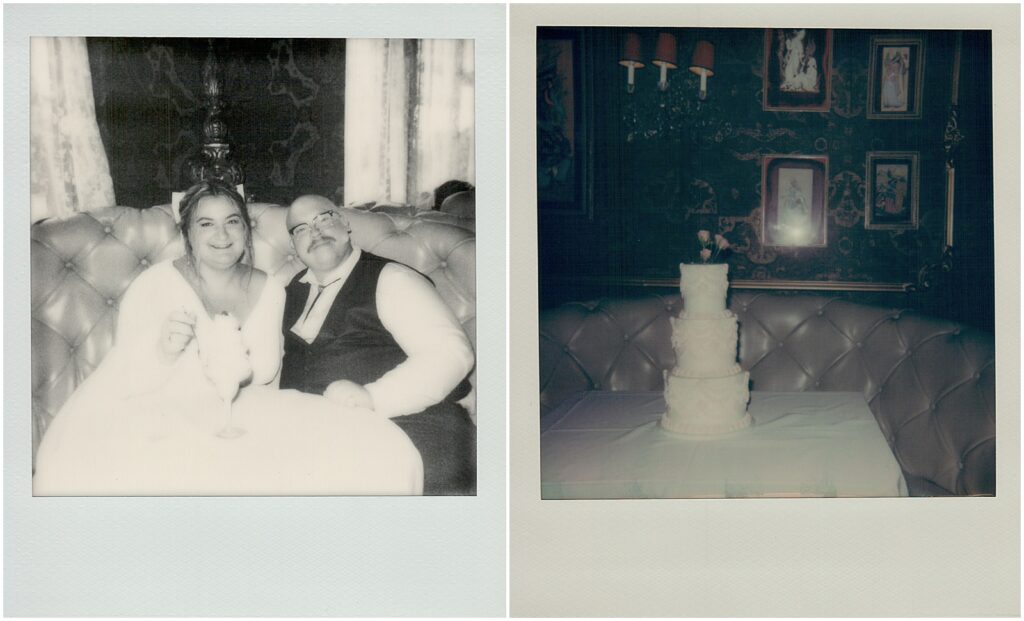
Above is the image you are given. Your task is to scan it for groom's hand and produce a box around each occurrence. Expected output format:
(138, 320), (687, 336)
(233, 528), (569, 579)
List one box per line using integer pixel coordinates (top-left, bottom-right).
(325, 379), (374, 411)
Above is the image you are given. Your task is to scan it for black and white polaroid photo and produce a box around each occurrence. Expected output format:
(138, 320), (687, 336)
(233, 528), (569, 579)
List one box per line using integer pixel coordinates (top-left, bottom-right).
(9, 4), (505, 618)
(30, 35), (478, 497)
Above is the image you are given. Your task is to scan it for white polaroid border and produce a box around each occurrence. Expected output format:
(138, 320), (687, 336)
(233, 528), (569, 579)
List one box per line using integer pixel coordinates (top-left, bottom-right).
(511, 4), (1020, 617)
(4, 3), (506, 616)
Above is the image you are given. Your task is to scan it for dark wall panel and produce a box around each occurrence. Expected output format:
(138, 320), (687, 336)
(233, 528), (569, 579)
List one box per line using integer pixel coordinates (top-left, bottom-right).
(88, 37), (345, 210)
(537, 27), (993, 331)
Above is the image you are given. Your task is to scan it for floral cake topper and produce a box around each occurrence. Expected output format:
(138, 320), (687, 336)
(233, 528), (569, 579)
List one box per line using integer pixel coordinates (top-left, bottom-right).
(696, 229), (731, 263)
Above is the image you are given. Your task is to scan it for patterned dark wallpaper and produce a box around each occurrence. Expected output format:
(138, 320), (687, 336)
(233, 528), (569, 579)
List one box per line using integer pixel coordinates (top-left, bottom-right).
(538, 27), (994, 330)
(88, 37), (346, 209)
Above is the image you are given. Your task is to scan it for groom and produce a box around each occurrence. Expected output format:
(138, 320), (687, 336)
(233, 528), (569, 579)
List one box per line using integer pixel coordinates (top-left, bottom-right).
(279, 195), (477, 495)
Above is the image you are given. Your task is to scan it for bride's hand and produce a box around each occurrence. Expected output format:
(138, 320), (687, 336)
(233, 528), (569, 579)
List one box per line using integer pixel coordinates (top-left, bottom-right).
(324, 380), (374, 410)
(159, 308), (196, 361)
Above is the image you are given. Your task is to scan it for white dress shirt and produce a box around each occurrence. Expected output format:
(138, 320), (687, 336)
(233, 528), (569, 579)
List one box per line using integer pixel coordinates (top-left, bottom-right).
(291, 248), (474, 418)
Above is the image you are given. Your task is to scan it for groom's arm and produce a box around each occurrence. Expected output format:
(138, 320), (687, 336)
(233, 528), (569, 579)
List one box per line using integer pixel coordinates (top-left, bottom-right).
(362, 263), (474, 418)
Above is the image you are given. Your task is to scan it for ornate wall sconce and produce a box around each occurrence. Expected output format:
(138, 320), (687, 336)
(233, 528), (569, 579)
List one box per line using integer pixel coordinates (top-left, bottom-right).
(618, 32), (645, 94)
(689, 40), (715, 100)
(620, 32), (714, 99)
(652, 32), (678, 92)
(186, 39), (244, 187)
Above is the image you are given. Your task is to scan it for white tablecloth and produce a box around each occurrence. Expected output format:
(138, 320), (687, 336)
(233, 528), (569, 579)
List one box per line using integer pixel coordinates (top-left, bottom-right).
(541, 391), (908, 499)
(34, 387), (423, 496)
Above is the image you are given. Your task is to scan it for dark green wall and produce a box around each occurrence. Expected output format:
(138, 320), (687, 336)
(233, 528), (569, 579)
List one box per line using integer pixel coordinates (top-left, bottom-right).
(538, 27), (993, 332)
(88, 38), (346, 210)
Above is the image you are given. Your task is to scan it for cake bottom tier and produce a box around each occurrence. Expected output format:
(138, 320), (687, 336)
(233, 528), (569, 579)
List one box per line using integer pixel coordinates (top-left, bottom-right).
(662, 370), (752, 435)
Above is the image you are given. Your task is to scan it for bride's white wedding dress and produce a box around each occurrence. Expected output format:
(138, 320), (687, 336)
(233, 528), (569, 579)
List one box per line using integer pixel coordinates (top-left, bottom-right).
(34, 260), (423, 495)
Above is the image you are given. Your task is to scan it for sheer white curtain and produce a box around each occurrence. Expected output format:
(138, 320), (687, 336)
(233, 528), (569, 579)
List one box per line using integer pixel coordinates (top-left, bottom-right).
(30, 37), (115, 223)
(344, 39), (474, 206)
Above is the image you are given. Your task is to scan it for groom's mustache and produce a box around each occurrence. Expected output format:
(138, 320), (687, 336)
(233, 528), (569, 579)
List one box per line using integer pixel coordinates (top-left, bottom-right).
(307, 236), (336, 251)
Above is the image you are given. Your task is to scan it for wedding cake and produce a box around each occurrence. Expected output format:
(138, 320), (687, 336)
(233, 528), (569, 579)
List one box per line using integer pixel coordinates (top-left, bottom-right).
(661, 263), (752, 434)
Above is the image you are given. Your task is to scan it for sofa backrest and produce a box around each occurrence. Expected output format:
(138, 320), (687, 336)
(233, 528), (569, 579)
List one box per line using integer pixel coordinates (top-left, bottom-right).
(31, 203), (476, 458)
(539, 291), (995, 496)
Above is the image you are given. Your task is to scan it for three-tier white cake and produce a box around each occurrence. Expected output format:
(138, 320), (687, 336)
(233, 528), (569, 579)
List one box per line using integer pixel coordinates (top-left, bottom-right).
(661, 263), (752, 434)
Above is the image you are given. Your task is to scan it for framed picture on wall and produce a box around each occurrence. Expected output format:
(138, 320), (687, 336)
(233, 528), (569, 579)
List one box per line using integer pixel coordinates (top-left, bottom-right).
(761, 154), (829, 247)
(867, 36), (925, 120)
(537, 27), (592, 218)
(762, 29), (832, 112)
(865, 152), (920, 230)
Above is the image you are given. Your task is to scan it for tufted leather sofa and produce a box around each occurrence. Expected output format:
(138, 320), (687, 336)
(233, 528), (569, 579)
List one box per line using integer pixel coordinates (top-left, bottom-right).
(413, 209), (475, 233)
(539, 292), (996, 496)
(31, 203), (476, 463)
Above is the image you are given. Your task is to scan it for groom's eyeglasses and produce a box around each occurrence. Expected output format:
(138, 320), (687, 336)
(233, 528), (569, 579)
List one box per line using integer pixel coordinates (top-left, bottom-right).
(289, 210), (341, 237)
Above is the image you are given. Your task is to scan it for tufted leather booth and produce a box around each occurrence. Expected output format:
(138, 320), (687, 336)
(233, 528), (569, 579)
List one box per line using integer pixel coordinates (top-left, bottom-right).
(31, 204), (476, 462)
(415, 209), (475, 233)
(539, 292), (996, 497)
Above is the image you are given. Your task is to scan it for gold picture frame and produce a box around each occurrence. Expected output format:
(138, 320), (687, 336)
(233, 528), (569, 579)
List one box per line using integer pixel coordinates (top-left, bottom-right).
(865, 151), (920, 230)
(867, 36), (925, 120)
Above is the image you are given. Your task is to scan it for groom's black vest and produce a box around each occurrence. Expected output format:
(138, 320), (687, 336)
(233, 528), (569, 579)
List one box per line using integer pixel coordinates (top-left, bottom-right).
(279, 252), (470, 404)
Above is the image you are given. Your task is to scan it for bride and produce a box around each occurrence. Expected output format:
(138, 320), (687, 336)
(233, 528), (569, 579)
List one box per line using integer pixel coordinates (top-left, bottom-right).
(33, 180), (423, 495)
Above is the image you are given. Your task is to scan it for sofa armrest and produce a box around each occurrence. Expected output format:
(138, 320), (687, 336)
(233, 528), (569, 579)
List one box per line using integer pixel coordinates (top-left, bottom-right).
(865, 317), (996, 496)
(539, 295), (679, 417)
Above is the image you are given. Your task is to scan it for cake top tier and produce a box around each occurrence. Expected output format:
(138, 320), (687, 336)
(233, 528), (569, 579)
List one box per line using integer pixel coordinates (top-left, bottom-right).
(679, 262), (729, 315)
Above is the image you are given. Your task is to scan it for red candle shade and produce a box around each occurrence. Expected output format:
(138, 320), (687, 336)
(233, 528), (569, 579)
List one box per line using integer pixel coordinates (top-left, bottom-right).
(653, 32), (678, 69)
(689, 40), (715, 75)
(619, 32), (644, 67)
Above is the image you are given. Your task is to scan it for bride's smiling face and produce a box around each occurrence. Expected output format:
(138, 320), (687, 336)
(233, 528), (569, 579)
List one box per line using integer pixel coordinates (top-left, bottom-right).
(189, 195), (248, 270)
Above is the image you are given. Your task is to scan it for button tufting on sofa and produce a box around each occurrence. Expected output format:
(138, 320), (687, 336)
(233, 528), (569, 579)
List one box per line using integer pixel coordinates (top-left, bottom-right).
(31, 203), (478, 463)
(539, 291), (995, 496)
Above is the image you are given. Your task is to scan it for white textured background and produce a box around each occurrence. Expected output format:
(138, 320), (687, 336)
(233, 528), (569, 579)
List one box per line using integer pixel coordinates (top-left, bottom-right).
(4, 3), (506, 616)
(510, 3), (1020, 617)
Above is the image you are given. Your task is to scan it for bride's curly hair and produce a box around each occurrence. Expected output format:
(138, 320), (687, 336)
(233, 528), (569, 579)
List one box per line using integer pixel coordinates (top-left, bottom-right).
(176, 179), (255, 276)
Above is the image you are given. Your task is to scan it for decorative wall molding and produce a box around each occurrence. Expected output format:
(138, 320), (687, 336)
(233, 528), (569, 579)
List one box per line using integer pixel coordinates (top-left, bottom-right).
(943, 32), (964, 249)
(545, 274), (913, 293)
(908, 245), (955, 293)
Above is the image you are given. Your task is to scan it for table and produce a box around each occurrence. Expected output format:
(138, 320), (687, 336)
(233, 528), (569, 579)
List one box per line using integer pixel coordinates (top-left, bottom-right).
(541, 391), (908, 499)
(33, 386), (424, 496)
